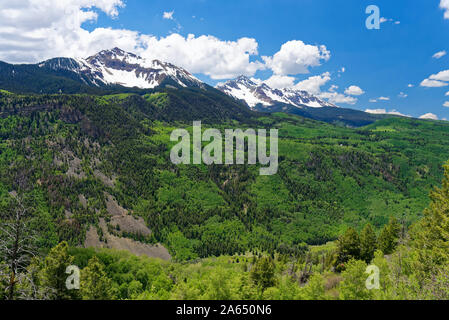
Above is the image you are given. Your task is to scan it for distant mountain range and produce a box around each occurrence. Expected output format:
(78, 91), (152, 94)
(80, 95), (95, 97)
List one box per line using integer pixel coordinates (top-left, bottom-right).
(214, 75), (389, 126)
(0, 48), (392, 126)
(216, 75), (337, 109)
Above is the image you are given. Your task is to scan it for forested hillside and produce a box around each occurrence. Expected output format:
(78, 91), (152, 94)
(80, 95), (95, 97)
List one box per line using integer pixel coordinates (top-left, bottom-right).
(1, 89), (449, 261)
(2, 88), (449, 299)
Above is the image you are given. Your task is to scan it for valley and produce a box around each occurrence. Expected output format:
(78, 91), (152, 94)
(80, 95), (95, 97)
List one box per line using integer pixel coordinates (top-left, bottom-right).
(1, 89), (448, 258)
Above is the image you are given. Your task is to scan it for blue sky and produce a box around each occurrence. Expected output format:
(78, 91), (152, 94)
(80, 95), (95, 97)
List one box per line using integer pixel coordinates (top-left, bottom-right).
(2, 0), (449, 119)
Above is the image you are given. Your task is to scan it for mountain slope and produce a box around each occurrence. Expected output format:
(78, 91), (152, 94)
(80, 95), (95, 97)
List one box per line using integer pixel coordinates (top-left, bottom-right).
(0, 60), (106, 94)
(254, 102), (388, 127)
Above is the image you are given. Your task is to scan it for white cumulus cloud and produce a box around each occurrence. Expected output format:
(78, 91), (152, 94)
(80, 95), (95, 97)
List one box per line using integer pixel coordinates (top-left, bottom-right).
(293, 72), (331, 95)
(419, 113), (439, 120)
(429, 69), (449, 82)
(139, 34), (265, 79)
(262, 40), (330, 75)
(420, 79), (449, 87)
(365, 109), (408, 117)
(421, 69), (449, 87)
(263, 75), (296, 89)
(0, 0), (127, 63)
(319, 91), (357, 105)
(344, 85), (365, 96)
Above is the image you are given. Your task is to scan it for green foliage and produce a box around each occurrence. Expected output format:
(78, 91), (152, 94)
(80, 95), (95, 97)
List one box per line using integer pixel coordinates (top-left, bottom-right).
(80, 256), (115, 300)
(338, 259), (373, 300)
(144, 92), (169, 109)
(166, 229), (199, 261)
(300, 274), (327, 300)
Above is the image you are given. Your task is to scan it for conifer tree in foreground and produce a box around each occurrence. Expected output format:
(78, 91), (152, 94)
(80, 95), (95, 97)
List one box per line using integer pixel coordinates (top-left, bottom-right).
(250, 256), (276, 292)
(335, 227), (360, 271)
(359, 224), (377, 263)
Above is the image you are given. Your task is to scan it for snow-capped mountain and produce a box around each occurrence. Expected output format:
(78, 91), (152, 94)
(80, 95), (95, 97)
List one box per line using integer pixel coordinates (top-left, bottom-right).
(216, 76), (337, 109)
(39, 48), (205, 89)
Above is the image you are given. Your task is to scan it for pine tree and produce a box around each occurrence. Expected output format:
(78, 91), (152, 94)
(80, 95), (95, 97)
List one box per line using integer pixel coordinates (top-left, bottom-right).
(80, 256), (114, 300)
(359, 224), (377, 263)
(335, 227), (361, 271)
(378, 217), (400, 254)
(250, 256), (276, 292)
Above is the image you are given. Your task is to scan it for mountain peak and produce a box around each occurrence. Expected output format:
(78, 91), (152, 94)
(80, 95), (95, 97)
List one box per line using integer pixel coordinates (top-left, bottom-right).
(96, 47), (128, 56)
(236, 75), (250, 81)
(235, 75), (257, 85)
(86, 47), (139, 65)
(111, 47), (125, 53)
